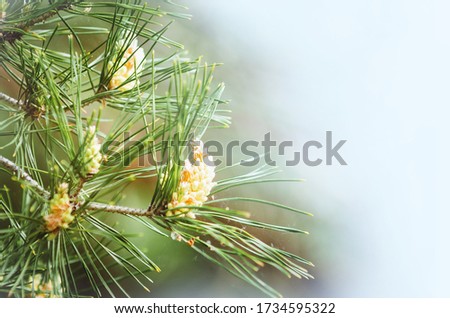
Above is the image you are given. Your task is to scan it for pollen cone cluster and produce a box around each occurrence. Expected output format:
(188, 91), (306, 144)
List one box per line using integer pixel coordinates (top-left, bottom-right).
(167, 141), (216, 219)
(81, 125), (102, 178)
(108, 36), (145, 91)
(29, 274), (60, 298)
(44, 183), (74, 237)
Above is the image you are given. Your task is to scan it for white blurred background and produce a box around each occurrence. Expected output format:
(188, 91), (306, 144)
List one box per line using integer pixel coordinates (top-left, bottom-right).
(149, 0), (450, 297)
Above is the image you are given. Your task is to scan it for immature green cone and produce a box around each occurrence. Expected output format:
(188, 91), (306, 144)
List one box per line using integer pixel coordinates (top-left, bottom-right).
(81, 125), (102, 178)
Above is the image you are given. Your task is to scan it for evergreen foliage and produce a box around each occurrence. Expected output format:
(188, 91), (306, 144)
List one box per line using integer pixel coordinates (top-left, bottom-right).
(0, 0), (312, 297)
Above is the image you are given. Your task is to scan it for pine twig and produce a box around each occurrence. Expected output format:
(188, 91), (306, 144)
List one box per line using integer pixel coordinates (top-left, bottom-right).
(0, 154), (48, 197)
(0, 1), (73, 43)
(0, 154), (151, 216)
(0, 92), (23, 108)
(85, 202), (151, 216)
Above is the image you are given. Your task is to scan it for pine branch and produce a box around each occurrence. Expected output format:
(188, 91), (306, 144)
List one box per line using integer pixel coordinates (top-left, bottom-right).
(0, 1), (73, 43)
(0, 154), (47, 197)
(0, 154), (151, 217)
(85, 202), (150, 217)
(0, 92), (23, 108)
(0, 63), (104, 115)
(15, 3), (72, 30)
(0, 0), (312, 297)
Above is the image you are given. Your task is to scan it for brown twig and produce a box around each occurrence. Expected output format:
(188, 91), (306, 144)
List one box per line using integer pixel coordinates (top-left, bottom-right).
(0, 1), (73, 43)
(0, 92), (23, 109)
(0, 154), (152, 217)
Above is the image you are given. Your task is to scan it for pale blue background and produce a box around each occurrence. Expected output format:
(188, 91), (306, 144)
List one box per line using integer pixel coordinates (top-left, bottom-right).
(164, 0), (450, 297)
